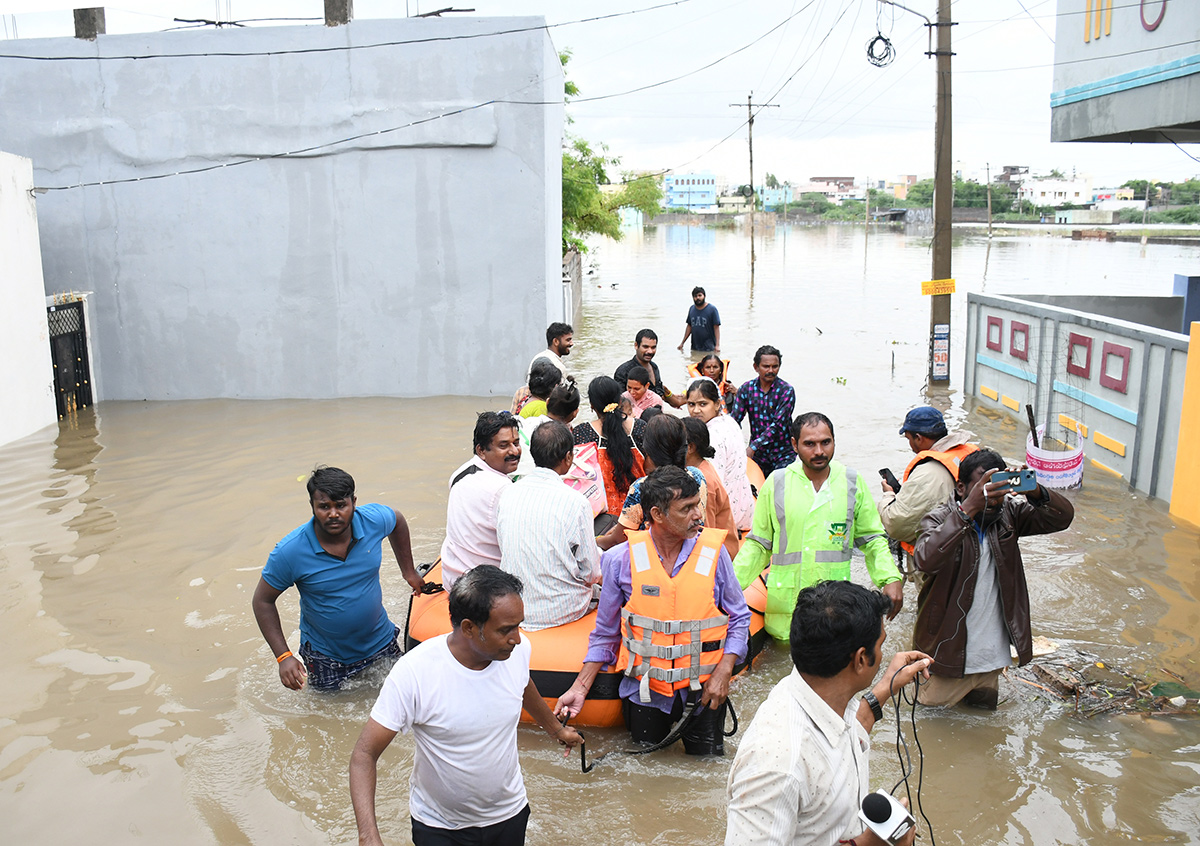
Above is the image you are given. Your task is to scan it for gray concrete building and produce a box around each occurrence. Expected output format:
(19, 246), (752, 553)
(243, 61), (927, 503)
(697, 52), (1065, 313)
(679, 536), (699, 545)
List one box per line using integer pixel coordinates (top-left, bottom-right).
(0, 17), (563, 400)
(1052, 2), (1200, 143)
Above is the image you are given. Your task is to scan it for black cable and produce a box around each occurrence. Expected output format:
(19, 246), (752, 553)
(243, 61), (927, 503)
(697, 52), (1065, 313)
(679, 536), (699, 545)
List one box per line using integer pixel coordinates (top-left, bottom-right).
(866, 33), (895, 67)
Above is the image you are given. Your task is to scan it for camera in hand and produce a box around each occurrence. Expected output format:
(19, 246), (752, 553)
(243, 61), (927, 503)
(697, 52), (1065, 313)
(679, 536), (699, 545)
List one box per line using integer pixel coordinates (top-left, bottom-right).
(878, 468), (902, 493)
(859, 789), (915, 845)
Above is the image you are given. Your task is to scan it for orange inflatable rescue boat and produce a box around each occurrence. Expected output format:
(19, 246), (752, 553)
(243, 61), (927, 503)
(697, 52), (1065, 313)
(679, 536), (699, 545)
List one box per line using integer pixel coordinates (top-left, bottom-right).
(406, 561), (769, 727)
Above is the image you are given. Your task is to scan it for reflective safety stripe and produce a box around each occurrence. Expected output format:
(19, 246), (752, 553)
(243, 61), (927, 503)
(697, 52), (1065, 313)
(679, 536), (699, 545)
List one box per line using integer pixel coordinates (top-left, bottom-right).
(631, 541), (652, 573)
(695, 543), (718, 577)
(814, 549), (851, 563)
(855, 533), (884, 549)
(773, 471), (789, 551)
(843, 468), (857, 555)
(772, 551), (805, 566)
(745, 532), (773, 550)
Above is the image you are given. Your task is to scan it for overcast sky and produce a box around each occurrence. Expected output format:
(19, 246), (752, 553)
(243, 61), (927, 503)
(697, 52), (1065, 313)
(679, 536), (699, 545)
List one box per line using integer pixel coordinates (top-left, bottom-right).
(2, 0), (1197, 187)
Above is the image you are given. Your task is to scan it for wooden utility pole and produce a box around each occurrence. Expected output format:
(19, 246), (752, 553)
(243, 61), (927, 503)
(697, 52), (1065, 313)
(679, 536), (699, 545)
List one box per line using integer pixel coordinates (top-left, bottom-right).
(986, 162), (993, 238)
(928, 0), (954, 384)
(730, 94), (778, 280)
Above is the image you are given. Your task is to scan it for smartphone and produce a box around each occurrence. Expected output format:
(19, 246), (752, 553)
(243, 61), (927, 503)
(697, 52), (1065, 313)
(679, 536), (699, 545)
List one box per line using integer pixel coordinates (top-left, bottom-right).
(878, 468), (902, 493)
(992, 468), (1038, 493)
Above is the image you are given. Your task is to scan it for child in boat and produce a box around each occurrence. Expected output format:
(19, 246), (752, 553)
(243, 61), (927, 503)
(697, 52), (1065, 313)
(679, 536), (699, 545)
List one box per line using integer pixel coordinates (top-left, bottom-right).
(622, 366), (666, 419)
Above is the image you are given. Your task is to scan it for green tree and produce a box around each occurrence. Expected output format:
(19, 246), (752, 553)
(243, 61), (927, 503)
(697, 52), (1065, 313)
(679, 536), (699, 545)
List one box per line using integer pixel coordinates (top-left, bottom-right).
(765, 173), (780, 189)
(560, 53), (662, 253)
(906, 179), (935, 206)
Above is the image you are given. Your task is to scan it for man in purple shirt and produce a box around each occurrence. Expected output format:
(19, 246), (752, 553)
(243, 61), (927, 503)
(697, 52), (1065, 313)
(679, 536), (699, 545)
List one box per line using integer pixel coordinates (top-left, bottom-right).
(556, 466), (750, 755)
(729, 344), (797, 478)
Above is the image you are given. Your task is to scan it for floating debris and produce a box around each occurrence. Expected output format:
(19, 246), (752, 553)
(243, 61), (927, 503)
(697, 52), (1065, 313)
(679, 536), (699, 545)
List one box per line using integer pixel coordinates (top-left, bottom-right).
(1007, 644), (1200, 718)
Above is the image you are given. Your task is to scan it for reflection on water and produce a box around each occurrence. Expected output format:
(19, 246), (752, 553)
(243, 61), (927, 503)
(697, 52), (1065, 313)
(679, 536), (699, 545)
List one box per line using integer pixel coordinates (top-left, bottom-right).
(2, 225), (1199, 844)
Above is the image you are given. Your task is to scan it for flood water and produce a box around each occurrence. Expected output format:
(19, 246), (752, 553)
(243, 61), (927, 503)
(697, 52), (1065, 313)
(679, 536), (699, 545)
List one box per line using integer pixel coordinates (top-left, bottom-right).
(3, 223), (1200, 844)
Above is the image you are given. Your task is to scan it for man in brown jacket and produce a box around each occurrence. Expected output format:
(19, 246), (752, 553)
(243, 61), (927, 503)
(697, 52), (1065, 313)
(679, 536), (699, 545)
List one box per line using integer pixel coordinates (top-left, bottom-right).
(912, 448), (1074, 708)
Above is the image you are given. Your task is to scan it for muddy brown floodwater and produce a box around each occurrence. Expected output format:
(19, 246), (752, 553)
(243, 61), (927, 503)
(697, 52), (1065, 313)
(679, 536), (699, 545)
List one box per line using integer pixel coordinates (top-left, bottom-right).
(3, 225), (1199, 844)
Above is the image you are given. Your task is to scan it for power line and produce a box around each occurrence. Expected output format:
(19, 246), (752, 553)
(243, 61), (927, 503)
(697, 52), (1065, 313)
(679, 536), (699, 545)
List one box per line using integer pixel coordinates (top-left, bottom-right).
(0, 0), (700, 62)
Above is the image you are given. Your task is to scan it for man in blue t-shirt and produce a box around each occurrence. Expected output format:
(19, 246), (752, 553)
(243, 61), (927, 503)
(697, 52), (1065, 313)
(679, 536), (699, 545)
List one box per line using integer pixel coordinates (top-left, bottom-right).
(252, 466), (427, 691)
(677, 286), (721, 352)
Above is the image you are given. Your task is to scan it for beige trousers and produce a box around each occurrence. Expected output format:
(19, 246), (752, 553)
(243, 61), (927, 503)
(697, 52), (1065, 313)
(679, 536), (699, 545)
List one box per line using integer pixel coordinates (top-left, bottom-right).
(916, 669), (1003, 707)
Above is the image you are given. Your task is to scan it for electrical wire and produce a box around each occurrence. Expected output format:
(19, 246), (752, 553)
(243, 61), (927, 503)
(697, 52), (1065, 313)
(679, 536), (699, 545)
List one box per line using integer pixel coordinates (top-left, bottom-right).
(0, 0), (701, 62)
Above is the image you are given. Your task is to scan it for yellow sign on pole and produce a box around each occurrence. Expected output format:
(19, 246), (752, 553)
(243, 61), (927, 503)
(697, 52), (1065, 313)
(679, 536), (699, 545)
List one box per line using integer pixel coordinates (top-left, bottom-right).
(921, 278), (956, 296)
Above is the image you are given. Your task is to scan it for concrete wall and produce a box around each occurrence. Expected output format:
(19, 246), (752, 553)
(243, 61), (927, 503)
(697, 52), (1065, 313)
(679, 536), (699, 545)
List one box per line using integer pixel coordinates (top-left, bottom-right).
(0, 18), (563, 400)
(1052, 2), (1200, 143)
(0, 151), (57, 446)
(965, 293), (1189, 502)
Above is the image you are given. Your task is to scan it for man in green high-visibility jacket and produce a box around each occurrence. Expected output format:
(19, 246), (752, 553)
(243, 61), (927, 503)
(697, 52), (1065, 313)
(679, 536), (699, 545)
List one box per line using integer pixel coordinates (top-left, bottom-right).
(734, 412), (904, 641)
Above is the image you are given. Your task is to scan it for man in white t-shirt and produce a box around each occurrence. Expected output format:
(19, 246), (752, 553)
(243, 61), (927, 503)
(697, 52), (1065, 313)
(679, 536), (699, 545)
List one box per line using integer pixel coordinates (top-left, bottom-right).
(350, 566), (582, 846)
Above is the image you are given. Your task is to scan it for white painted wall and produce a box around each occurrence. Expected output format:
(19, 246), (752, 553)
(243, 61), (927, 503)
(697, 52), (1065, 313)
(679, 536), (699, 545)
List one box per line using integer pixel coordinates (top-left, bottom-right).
(0, 151), (57, 446)
(0, 18), (563, 399)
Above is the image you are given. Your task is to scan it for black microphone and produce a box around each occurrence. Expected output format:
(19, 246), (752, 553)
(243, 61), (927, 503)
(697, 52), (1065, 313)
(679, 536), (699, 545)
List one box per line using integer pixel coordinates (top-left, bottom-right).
(859, 789), (915, 844)
(862, 791), (893, 823)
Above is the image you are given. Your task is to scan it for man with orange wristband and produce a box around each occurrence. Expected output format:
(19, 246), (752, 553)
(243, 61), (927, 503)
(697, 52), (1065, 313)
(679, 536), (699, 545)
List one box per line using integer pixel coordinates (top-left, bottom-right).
(252, 466), (426, 691)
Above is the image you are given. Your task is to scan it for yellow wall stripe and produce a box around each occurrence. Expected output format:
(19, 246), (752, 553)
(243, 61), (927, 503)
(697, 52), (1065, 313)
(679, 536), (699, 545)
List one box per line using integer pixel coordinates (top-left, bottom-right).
(1090, 457), (1121, 476)
(1001, 394), (1020, 411)
(1058, 413), (1088, 439)
(980, 386), (998, 401)
(1093, 431), (1126, 457)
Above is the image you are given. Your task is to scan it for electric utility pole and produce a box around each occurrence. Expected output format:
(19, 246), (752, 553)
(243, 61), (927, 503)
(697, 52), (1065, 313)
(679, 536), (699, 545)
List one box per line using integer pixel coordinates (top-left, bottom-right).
(929, 0), (954, 385)
(731, 93), (778, 281)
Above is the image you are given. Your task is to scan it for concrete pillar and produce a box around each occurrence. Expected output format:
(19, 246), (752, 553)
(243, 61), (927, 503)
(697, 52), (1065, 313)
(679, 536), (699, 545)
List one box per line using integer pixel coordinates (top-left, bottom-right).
(1173, 274), (1200, 334)
(73, 8), (105, 40)
(1169, 321), (1200, 526)
(324, 0), (353, 26)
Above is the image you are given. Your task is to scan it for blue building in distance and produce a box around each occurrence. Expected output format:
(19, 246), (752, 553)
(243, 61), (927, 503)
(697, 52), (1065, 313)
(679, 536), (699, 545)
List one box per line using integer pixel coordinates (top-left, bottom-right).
(664, 172), (718, 210)
(758, 185), (794, 208)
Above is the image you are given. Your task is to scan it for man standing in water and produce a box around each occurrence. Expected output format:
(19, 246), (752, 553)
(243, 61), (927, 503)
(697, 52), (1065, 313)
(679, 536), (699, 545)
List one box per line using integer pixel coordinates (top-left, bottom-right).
(677, 286), (721, 353)
(729, 345), (796, 477)
(726, 581), (930, 846)
(614, 329), (686, 409)
(556, 466), (750, 755)
(734, 413), (903, 642)
(912, 448), (1074, 708)
(252, 466), (426, 691)
(350, 566), (582, 846)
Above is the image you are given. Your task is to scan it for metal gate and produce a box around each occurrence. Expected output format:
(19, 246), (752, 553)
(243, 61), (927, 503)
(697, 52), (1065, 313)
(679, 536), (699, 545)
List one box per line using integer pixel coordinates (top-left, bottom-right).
(46, 301), (93, 418)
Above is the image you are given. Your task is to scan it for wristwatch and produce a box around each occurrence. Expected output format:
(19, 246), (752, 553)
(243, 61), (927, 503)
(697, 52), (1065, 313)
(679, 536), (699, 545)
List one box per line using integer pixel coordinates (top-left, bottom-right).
(863, 690), (883, 721)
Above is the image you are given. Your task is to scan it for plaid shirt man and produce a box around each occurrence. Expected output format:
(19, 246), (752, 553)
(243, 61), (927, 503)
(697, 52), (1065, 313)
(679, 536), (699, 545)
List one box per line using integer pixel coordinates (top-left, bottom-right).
(730, 376), (797, 476)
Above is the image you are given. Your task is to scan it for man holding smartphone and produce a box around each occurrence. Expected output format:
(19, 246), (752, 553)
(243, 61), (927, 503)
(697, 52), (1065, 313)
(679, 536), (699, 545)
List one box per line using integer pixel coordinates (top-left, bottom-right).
(911, 448), (1074, 708)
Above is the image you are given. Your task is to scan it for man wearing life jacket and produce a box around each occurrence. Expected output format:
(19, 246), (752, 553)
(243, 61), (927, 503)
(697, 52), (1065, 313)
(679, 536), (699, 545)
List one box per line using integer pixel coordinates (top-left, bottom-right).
(877, 406), (978, 563)
(555, 465), (751, 756)
(733, 413), (903, 642)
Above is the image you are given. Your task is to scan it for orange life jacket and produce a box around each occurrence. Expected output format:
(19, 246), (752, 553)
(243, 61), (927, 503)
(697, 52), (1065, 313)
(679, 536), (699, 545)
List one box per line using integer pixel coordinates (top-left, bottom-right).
(899, 442), (979, 555)
(617, 527), (730, 703)
(687, 359), (731, 397)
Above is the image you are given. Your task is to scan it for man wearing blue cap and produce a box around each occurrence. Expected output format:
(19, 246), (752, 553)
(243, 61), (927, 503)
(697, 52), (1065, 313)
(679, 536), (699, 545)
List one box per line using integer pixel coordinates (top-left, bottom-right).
(878, 407), (977, 561)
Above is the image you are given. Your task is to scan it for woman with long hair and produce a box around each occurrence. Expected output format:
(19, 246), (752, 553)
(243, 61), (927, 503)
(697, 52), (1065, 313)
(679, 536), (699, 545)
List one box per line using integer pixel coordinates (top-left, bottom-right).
(686, 377), (755, 531)
(596, 414), (708, 551)
(572, 376), (646, 517)
(683, 415), (741, 558)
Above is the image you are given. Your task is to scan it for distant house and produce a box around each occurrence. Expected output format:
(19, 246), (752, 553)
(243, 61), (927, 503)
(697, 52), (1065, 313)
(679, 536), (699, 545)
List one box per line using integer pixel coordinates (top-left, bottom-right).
(664, 172), (718, 210)
(757, 185), (794, 207)
(795, 176), (863, 205)
(1019, 176), (1093, 208)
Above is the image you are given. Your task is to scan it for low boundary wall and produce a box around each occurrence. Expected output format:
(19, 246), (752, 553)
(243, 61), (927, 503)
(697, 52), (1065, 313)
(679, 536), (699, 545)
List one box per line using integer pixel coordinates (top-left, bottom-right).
(964, 293), (1188, 502)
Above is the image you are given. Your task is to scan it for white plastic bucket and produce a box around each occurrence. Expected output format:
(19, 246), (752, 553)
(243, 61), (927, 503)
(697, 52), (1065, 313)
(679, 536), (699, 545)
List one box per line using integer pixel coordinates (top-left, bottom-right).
(1026, 425), (1083, 489)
